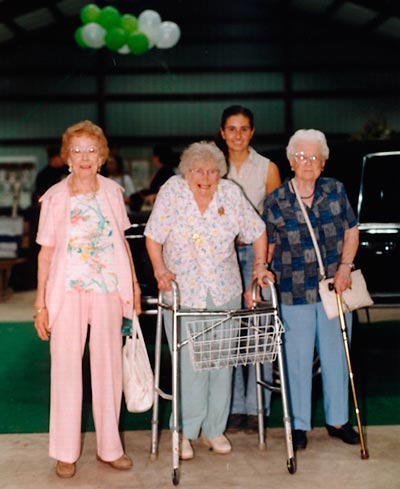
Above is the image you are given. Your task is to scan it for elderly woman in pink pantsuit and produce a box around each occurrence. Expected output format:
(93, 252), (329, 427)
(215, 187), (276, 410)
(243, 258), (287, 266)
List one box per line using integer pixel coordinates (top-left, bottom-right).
(33, 120), (141, 479)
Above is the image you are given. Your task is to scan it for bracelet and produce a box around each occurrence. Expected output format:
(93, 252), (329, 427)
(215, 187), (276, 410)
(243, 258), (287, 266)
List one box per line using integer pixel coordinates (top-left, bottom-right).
(339, 262), (355, 270)
(33, 306), (46, 319)
(254, 262), (269, 269)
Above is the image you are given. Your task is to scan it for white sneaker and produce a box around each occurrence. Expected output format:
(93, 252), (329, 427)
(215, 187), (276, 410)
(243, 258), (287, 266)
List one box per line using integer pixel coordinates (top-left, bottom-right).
(201, 434), (232, 454)
(180, 436), (194, 460)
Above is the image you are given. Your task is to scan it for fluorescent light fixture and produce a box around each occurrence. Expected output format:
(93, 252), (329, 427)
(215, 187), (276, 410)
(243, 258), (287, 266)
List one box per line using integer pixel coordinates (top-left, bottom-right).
(333, 2), (377, 25)
(14, 8), (55, 32)
(0, 23), (14, 42)
(376, 17), (400, 38)
(57, 0), (88, 17)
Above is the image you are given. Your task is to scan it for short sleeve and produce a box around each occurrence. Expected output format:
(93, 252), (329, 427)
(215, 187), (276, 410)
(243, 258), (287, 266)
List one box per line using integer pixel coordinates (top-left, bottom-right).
(144, 181), (173, 244)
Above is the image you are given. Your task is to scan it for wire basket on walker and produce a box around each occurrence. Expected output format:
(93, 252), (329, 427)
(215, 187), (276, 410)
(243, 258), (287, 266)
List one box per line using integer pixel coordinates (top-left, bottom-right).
(186, 308), (284, 371)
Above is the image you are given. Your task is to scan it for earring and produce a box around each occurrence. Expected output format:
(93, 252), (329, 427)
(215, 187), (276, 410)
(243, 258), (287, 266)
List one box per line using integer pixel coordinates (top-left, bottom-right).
(68, 165), (72, 173)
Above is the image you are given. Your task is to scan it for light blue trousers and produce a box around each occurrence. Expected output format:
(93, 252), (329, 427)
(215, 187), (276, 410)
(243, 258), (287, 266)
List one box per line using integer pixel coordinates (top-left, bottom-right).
(230, 244), (273, 416)
(163, 293), (241, 440)
(281, 302), (352, 431)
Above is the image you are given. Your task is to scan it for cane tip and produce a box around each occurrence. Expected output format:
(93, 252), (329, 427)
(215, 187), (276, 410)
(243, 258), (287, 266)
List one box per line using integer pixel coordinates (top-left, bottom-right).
(361, 449), (369, 460)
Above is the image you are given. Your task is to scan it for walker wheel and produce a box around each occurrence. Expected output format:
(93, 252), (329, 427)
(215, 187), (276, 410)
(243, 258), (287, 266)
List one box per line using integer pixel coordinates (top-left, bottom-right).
(287, 457), (297, 474)
(172, 468), (180, 485)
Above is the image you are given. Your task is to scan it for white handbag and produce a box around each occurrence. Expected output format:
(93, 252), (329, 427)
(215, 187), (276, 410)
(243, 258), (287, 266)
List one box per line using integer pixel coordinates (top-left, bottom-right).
(291, 179), (373, 319)
(122, 313), (154, 413)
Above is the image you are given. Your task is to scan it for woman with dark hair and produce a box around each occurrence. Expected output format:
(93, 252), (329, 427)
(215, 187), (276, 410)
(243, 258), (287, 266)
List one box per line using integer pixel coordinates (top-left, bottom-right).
(217, 105), (281, 434)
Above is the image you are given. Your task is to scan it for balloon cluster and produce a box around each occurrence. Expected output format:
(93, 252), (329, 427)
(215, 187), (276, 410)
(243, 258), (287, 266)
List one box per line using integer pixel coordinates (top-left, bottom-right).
(75, 4), (181, 55)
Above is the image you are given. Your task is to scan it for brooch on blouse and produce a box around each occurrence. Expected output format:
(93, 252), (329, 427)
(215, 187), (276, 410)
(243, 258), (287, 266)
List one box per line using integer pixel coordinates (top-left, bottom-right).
(192, 233), (201, 244)
(218, 207), (225, 216)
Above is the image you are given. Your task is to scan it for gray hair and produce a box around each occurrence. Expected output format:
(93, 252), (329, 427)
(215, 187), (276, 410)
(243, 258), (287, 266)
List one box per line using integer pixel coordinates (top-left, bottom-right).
(179, 141), (227, 176)
(286, 129), (329, 161)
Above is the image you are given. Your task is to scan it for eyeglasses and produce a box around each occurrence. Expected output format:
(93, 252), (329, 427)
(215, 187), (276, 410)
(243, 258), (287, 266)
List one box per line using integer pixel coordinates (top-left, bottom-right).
(69, 146), (100, 159)
(293, 152), (321, 164)
(189, 168), (220, 177)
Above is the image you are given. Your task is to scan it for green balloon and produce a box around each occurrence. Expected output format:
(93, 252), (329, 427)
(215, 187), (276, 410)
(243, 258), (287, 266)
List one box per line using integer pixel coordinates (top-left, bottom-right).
(74, 26), (87, 48)
(105, 27), (127, 51)
(97, 6), (120, 30)
(120, 14), (138, 34)
(127, 32), (149, 55)
(80, 4), (100, 25)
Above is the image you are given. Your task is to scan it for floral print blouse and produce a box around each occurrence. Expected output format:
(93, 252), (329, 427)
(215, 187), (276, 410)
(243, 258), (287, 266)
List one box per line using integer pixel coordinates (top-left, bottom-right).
(66, 192), (117, 292)
(144, 175), (265, 308)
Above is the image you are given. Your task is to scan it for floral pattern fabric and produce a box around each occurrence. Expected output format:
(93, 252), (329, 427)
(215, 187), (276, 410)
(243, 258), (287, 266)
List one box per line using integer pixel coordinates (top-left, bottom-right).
(144, 175), (265, 308)
(66, 192), (117, 292)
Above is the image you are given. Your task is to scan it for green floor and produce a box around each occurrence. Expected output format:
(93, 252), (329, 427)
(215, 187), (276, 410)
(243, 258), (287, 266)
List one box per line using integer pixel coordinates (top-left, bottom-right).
(0, 317), (399, 434)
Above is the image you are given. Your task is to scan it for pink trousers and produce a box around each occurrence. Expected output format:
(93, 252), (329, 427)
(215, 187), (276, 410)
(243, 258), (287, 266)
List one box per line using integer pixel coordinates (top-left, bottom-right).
(49, 290), (124, 463)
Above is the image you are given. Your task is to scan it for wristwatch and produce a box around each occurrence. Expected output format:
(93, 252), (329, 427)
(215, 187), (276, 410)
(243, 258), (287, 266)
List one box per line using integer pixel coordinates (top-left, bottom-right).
(340, 262), (355, 270)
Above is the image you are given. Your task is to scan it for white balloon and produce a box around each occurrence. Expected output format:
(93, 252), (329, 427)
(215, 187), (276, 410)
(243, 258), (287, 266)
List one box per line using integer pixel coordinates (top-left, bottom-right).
(81, 22), (106, 49)
(138, 10), (162, 48)
(156, 21), (181, 49)
(118, 44), (130, 54)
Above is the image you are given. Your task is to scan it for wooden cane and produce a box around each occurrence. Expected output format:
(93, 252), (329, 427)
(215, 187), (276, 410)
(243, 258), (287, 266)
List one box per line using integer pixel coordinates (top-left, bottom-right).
(329, 283), (369, 459)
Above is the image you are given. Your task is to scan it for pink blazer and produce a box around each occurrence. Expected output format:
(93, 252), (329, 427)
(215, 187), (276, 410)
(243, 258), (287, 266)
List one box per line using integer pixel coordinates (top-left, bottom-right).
(37, 174), (134, 328)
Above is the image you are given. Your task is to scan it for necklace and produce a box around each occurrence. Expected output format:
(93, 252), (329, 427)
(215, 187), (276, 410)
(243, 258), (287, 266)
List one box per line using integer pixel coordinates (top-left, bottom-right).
(290, 179), (315, 199)
(300, 189), (315, 199)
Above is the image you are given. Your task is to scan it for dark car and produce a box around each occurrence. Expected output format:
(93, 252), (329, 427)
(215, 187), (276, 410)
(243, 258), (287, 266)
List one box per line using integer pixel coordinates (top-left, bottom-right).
(355, 151), (400, 304)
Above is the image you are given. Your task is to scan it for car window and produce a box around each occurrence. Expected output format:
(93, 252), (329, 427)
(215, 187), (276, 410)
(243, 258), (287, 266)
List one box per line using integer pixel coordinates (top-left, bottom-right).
(357, 153), (398, 223)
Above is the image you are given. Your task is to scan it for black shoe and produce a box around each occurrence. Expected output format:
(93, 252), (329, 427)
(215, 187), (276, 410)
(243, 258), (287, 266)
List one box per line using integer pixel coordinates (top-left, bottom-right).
(326, 422), (360, 445)
(244, 415), (267, 434)
(292, 429), (307, 450)
(226, 414), (246, 434)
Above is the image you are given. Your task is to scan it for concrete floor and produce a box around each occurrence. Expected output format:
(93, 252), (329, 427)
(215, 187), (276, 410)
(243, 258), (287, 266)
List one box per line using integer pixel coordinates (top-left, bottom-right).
(1, 291), (399, 488)
(1, 426), (399, 489)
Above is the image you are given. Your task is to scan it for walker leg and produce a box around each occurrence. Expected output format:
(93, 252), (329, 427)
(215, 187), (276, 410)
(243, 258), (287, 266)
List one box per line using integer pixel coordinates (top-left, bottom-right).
(276, 336), (296, 474)
(255, 362), (266, 449)
(150, 305), (164, 460)
(171, 309), (181, 484)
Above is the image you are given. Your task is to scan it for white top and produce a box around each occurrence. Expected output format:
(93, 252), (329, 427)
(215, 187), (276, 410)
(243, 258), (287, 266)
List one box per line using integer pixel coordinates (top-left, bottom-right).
(109, 174), (136, 212)
(227, 147), (270, 214)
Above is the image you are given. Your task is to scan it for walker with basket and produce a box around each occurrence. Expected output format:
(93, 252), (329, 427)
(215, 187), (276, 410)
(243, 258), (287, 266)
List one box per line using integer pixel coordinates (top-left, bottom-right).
(149, 278), (296, 485)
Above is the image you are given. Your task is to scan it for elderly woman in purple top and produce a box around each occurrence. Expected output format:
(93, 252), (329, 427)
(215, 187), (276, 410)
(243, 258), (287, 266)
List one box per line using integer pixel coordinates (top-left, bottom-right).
(263, 129), (360, 451)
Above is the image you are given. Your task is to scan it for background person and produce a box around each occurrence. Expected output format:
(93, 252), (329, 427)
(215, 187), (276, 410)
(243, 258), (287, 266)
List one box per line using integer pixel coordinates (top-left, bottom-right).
(102, 152), (136, 213)
(217, 105), (281, 434)
(144, 141), (273, 461)
(33, 120), (142, 478)
(263, 128), (360, 450)
(33, 145), (68, 205)
(130, 144), (177, 212)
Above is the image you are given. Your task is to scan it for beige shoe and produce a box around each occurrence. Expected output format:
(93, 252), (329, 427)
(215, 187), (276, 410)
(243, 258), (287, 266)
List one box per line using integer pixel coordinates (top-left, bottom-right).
(56, 461), (76, 478)
(201, 434), (232, 454)
(180, 436), (194, 460)
(96, 453), (133, 470)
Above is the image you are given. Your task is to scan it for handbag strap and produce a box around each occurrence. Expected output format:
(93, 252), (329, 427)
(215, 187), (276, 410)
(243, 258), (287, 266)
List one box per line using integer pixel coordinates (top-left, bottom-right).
(291, 178), (326, 280)
(129, 312), (144, 353)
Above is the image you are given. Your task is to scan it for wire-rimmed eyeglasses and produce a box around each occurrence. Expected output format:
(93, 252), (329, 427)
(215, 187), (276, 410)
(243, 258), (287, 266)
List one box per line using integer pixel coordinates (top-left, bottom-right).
(69, 146), (100, 159)
(293, 152), (321, 164)
(189, 168), (220, 177)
